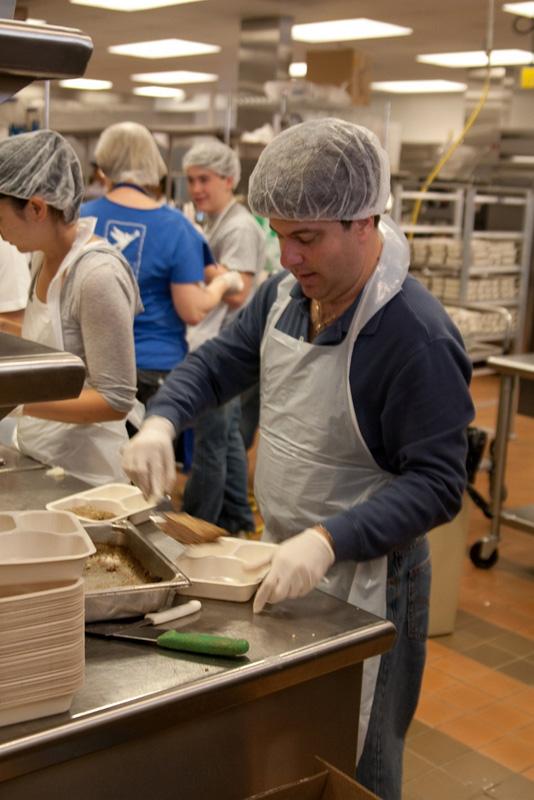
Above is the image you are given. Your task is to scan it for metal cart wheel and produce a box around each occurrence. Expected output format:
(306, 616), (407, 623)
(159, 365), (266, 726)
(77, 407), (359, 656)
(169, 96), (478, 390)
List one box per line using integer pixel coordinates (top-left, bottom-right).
(469, 540), (499, 569)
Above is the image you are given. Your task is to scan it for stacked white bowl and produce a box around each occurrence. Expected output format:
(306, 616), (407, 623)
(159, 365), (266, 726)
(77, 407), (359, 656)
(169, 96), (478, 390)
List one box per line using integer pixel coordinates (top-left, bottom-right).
(0, 511), (95, 727)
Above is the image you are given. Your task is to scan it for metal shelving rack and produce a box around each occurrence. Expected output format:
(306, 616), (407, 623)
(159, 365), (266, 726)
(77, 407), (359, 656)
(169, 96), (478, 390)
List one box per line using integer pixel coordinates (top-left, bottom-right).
(391, 181), (534, 361)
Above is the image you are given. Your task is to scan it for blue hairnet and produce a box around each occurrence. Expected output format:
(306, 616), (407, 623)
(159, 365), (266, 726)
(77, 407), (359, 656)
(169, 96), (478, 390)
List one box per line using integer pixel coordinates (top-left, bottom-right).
(248, 118), (390, 221)
(183, 139), (241, 187)
(0, 129), (84, 223)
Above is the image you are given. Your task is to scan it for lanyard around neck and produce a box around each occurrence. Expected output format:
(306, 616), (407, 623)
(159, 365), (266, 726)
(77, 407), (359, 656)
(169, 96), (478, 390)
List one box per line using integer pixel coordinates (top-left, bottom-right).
(112, 182), (151, 196)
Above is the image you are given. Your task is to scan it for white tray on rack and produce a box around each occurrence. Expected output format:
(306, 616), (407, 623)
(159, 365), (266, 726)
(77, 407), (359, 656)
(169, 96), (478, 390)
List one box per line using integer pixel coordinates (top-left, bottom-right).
(175, 537), (277, 602)
(46, 483), (156, 525)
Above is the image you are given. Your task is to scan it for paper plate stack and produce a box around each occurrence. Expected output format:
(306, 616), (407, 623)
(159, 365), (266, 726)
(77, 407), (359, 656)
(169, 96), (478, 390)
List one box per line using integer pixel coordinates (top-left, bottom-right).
(0, 511), (95, 727)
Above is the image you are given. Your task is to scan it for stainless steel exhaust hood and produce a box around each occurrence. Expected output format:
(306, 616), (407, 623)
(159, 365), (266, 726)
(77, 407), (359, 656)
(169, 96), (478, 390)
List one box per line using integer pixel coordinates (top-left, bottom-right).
(0, 17), (93, 103)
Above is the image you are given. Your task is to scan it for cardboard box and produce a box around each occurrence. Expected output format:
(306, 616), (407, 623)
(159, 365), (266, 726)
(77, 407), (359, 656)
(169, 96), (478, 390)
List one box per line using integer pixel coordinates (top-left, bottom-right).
(244, 757), (379, 799)
(306, 49), (370, 105)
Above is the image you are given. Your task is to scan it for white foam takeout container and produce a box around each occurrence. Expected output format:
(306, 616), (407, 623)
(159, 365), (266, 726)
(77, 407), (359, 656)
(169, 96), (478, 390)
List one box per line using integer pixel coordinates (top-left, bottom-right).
(45, 483), (156, 525)
(175, 537), (277, 602)
(0, 511), (95, 586)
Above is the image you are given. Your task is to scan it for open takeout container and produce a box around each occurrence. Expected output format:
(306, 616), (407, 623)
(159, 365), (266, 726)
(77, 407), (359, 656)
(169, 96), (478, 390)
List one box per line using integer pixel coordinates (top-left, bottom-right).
(0, 510), (95, 586)
(175, 537), (277, 602)
(83, 522), (191, 622)
(46, 483), (156, 525)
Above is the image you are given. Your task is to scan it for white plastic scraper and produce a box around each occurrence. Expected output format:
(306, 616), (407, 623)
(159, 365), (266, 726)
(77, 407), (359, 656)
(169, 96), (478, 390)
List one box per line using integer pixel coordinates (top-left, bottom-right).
(144, 600), (202, 626)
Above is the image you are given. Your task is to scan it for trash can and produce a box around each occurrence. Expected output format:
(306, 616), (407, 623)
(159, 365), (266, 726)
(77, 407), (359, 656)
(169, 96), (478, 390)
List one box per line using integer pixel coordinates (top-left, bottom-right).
(427, 497), (470, 637)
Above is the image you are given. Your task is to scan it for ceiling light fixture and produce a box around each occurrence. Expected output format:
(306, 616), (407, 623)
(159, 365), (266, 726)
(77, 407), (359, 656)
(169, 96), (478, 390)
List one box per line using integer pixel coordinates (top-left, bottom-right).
(289, 62), (307, 78)
(70, 0), (204, 12)
(133, 85), (186, 98)
(417, 49), (533, 67)
(292, 18), (412, 43)
(503, 2), (534, 17)
(372, 80), (467, 94)
(59, 78), (112, 90)
(131, 70), (217, 84)
(109, 38), (219, 58)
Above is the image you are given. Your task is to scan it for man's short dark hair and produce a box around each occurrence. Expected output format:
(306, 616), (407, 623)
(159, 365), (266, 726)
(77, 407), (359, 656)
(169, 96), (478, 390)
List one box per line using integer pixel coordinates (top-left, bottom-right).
(340, 216), (380, 230)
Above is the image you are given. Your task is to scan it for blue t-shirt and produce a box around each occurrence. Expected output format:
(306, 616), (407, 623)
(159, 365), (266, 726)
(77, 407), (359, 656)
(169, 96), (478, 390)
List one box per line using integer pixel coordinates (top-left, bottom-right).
(81, 198), (213, 370)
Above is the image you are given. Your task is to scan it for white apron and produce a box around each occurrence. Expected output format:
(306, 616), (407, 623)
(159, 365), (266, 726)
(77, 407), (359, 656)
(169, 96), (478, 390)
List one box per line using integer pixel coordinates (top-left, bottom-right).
(186, 199), (237, 353)
(16, 218), (130, 486)
(255, 216), (410, 762)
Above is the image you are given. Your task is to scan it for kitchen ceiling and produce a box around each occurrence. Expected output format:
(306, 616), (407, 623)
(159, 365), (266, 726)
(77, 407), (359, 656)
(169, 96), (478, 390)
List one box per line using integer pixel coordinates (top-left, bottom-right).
(13, 0), (534, 100)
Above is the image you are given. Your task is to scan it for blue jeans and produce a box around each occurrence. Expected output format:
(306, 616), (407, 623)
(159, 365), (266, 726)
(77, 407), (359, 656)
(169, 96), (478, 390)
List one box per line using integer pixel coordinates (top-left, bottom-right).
(130, 369), (194, 472)
(182, 398), (255, 533)
(356, 535), (431, 800)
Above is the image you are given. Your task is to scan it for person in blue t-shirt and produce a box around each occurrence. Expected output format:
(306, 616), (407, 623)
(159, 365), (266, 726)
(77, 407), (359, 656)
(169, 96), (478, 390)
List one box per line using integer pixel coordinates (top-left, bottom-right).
(81, 122), (243, 468)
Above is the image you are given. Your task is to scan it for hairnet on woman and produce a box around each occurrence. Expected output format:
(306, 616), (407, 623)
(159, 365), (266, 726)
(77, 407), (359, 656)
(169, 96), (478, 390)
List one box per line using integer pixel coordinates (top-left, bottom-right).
(93, 121), (167, 188)
(0, 128), (142, 484)
(0, 128), (84, 222)
(81, 122), (241, 471)
(182, 139), (241, 187)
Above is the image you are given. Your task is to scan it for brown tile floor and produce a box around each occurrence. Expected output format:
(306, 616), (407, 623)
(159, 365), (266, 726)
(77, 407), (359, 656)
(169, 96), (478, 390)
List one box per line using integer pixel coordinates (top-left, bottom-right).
(403, 374), (534, 800)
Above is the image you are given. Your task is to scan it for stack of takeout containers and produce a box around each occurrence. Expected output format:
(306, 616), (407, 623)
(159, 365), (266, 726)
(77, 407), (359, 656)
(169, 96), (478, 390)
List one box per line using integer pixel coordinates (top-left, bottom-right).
(0, 511), (95, 727)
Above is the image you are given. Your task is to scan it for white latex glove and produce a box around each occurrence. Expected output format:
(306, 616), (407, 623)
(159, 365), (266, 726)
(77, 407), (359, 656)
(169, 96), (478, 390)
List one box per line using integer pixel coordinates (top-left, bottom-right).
(121, 416), (176, 501)
(214, 270), (244, 295)
(7, 405), (23, 417)
(253, 528), (335, 614)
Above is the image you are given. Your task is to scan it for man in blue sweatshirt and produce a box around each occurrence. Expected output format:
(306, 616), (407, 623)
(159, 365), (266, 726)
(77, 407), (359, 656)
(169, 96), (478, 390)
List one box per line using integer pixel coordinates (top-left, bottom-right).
(123, 118), (474, 800)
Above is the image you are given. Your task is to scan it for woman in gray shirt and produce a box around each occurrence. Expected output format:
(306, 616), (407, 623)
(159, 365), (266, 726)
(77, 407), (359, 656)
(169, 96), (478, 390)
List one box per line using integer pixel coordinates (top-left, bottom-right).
(0, 129), (141, 485)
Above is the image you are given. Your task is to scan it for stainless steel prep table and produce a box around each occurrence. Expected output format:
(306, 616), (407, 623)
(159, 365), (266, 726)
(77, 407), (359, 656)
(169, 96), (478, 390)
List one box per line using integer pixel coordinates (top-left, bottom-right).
(0, 467), (395, 800)
(469, 353), (534, 568)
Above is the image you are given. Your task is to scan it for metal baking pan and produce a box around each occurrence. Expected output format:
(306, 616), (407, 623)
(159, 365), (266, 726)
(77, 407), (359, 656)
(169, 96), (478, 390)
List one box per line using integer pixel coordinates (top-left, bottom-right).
(84, 521), (190, 622)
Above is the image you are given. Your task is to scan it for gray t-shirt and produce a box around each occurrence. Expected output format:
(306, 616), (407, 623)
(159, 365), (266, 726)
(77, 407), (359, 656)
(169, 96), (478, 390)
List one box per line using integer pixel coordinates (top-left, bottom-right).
(30, 246), (142, 412)
(204, 201), (266, 328)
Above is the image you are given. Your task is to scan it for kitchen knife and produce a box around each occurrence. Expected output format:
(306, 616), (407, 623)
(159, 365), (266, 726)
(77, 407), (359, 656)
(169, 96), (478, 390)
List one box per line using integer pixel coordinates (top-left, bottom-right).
(85, 623), (249, 658)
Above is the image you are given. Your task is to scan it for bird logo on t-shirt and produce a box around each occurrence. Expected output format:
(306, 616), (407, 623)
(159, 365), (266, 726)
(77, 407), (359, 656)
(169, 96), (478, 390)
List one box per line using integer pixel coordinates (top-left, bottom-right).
(109, 226), (141, 251)
(104, 220), (147, 277)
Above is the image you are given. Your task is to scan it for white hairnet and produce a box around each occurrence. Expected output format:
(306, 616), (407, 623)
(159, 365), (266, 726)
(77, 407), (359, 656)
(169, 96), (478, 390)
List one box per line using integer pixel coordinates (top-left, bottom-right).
(0, 129), (84, 223)
(95, 122), (167, 186)
(248, 118), (390, 221)
(183, 140), (241, 187)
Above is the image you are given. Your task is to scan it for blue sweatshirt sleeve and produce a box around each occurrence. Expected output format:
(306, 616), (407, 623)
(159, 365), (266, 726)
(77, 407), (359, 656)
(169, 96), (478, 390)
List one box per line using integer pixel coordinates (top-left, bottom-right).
(146, 273), (282, 430)
(325, 334), (474, 562)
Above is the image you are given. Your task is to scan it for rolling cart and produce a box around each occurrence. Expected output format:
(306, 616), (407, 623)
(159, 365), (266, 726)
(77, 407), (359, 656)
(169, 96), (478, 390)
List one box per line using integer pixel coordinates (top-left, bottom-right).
(469, 353), (534, 568)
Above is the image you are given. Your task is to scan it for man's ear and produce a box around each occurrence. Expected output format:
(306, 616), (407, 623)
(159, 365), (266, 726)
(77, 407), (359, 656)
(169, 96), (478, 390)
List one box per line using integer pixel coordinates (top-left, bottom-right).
(224, 175), (234, 192)
(25, 196), (49, 222)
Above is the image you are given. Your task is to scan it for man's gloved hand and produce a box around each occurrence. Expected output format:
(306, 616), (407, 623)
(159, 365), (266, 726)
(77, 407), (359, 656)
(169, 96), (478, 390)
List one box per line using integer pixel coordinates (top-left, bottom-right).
(216, 270), (244, 295)
(253, 527), (335, 614)
(122, 416), (176, 501)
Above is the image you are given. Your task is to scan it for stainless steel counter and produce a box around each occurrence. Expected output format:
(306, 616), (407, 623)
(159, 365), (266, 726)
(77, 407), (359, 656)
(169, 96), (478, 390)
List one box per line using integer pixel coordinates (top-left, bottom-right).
(0, 442), (45, 474)
(0, 467), (395, 800)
